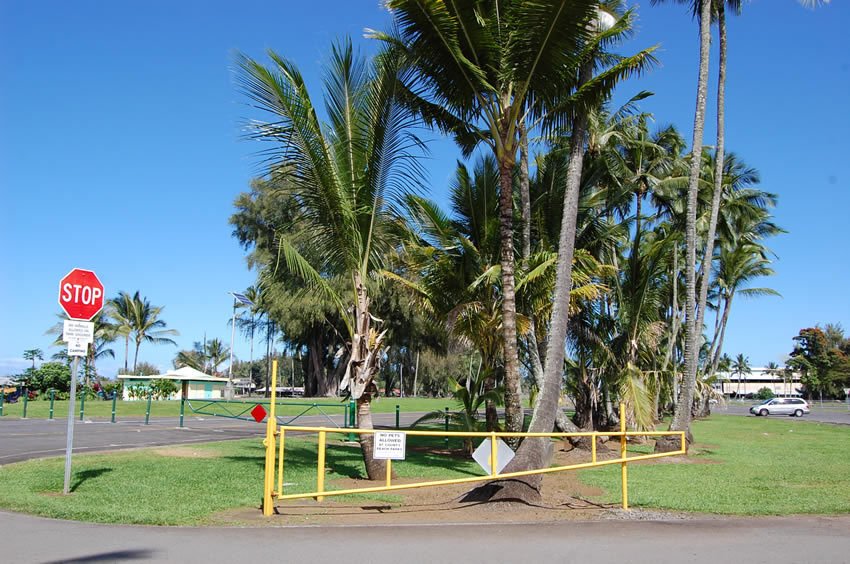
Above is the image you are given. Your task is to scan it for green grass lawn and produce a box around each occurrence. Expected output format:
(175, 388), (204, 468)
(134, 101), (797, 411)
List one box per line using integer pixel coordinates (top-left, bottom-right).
(0, 396), (461, 420)
(580, 416), (850, 515)
(0, 433), (481, 525)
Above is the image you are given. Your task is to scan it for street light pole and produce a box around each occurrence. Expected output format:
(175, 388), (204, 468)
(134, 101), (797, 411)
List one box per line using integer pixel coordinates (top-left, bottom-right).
(228, 296), (236, 398)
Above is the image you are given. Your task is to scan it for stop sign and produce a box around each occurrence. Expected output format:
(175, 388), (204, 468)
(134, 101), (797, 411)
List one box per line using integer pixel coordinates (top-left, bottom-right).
(58, 268), (105, 320)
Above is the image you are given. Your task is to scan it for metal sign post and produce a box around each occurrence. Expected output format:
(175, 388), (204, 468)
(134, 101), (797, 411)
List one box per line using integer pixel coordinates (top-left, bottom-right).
(63, 355), (80, 495)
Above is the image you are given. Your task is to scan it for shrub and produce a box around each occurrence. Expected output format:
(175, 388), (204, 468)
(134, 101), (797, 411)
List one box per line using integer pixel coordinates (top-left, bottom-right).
(126, 385), (148, 400)
(755, 387), (775, 400)
(149, 379), (178, 400)
(101, 380), (123, 398)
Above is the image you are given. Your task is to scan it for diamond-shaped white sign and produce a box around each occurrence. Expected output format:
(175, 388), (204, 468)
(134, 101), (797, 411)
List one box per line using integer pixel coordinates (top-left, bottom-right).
(472, 437), (514, 475)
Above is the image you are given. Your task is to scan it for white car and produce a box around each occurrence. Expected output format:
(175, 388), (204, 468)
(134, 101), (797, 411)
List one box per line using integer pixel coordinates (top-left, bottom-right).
(750, 397), (810, 417)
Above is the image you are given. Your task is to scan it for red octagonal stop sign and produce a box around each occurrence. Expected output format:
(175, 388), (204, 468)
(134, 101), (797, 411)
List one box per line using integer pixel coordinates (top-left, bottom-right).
(58, 268), (105, 320)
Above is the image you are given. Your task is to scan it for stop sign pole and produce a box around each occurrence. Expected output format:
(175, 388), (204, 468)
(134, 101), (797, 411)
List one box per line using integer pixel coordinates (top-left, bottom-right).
(58, 268), (105, 495)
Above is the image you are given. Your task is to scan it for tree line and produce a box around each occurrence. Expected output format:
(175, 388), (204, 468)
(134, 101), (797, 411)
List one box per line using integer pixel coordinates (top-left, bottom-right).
(226, 0), (830, 496)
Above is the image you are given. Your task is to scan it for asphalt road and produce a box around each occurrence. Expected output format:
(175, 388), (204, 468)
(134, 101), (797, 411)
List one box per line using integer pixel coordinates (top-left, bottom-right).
(0, 412), (418, 465)
(2, 510), (848, 564)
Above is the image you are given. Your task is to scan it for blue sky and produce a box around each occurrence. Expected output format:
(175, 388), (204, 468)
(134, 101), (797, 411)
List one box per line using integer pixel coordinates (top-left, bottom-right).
(1, 1), (847, 377)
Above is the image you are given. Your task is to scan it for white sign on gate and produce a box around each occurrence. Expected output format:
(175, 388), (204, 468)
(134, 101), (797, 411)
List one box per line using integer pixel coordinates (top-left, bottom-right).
(63, 320), (94, 344)
(373, 431), (406, 460)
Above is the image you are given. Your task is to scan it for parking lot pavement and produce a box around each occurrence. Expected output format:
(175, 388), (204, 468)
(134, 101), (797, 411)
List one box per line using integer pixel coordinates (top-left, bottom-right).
(0, 416), (264, 465)
(715, 402), (850, 425)
(0, 411), (422, 465)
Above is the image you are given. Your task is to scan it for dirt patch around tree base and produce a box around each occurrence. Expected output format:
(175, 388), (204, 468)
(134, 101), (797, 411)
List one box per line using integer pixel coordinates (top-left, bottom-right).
(211, 445), (700, 527)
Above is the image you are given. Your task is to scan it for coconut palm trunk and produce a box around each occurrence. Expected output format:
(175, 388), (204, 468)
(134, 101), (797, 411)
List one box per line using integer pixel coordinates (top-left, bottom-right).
(498, 150), (524, 439)
(695, 1), (728, 356)
(519, 124), (579, 437)
(123, 336), (130, 374)
(661, 0), (712, 452)
(710, 292), (734, 377)
(501, 62), (593, 492)
(133, 339), (141, 374)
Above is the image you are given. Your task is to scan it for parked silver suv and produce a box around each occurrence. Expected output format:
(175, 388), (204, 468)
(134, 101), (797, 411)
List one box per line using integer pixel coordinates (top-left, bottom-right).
(749, 397), (810, 417)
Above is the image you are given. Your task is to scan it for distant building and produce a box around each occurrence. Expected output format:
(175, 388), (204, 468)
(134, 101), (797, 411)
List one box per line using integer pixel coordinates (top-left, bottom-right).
(117, 366), (229, 400)
(712, 367), (802, 397)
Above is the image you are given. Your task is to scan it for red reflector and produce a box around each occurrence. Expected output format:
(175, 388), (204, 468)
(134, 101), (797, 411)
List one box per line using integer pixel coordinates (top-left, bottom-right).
(251, 404), (267, 423)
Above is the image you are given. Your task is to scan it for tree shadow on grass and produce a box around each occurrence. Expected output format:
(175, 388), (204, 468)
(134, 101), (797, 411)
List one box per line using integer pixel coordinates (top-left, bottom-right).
(71, 468), (113, 493)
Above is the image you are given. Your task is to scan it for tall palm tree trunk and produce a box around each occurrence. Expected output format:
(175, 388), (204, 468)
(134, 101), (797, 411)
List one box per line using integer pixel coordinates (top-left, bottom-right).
(133, 340), (141, 374)
(497, 61), (593, 495)
(519, 124), (579, 438)
(123, 335), (130, 374)
(696, 3), (727, 355)
(709, 292), (734, 377)
(661, 0), (712, 452)
(498, 151), (523, 439)
(706, 294), (724, 367)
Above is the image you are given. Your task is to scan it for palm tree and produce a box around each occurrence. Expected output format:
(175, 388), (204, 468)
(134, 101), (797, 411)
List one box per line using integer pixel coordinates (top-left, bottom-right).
(649, 0), (712, 450)
(175, 338), (230, 376)
(85, 312), (117, 386)
(399, 157), (504, 432)
(731, 353), (751, 397)
(236, 39), (426, 479)
(21, 348), (43, 391)
(399, 156), (610, 434)
(654, 0), (829, 450)
(234, 285), (263, 387)
(126, 292), (178, 374)
(204, 339), (230, 376)
(764, 361), (781, 395)
(23, 348), (43, 371)
(706, 242), (779, 379)
(109, 291), (136, 374)
(377, 0), (655, 440)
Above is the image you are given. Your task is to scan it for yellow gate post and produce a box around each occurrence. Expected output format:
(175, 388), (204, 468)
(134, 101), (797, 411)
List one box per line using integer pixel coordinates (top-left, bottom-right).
(620, 402), (628, 510)
(316, 430), (326, 501)
(262, 359), (279, 516)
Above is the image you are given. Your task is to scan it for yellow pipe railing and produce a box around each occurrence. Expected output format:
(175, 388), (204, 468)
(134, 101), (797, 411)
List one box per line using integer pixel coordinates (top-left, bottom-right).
(262, 406), (686, 516)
